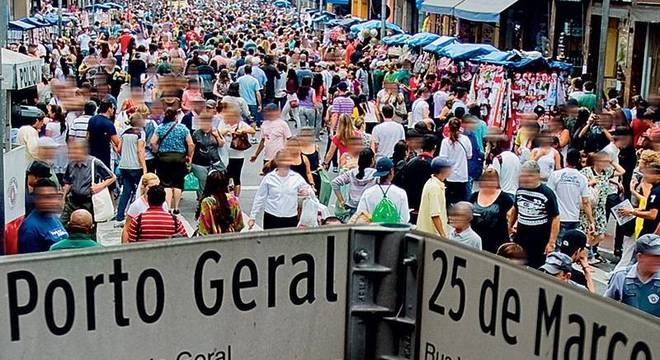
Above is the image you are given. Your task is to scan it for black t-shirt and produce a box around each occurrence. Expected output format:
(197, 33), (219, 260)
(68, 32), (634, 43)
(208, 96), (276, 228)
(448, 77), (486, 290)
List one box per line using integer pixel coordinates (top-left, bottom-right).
(640, 183), (660, 236)
(470, 191), (514, 253)
(262, 64), (279, 99)
(394, 154), (433, 211)
(514, 184), (559, 267)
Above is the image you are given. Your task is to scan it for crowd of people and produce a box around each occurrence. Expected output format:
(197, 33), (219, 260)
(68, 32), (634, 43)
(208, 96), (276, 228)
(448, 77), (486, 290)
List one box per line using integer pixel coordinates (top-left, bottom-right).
(9, 0), (660, 317)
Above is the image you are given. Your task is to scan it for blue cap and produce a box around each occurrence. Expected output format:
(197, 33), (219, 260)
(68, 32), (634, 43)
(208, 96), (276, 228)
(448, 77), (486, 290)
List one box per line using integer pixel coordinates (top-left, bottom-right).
(540, 252), (573, 275)
(374, 158), (394, 177)
(431, 157), (454, 172)
(636, 234), (660, 256)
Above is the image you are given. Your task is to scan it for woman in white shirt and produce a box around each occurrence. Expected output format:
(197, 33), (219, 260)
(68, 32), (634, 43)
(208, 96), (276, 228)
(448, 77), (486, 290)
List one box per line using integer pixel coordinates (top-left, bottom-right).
(217, 104), (255, 196)
(439, 118), (472, 206)
(530, 131), (561, 182)
(248, 150), (312, 230)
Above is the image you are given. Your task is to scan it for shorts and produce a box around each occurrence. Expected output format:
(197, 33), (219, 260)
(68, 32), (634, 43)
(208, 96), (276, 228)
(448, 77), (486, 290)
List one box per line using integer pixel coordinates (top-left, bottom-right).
(157, 152), (187, 189)
(227, 158), (244, 186)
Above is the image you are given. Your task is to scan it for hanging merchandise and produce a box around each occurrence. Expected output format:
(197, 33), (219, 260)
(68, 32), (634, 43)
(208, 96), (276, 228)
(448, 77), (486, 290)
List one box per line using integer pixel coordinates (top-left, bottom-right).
(468, 64), (509, 127)
(510, 71), (567, 113)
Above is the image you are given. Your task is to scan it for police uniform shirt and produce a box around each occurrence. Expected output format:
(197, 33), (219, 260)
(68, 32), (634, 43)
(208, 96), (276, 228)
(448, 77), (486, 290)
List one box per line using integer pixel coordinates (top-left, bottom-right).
(605, 264), (660, 317)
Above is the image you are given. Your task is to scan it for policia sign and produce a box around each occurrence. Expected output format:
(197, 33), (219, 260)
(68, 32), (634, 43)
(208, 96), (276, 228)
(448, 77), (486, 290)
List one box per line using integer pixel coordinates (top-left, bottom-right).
(0, 229), (347, 360)
(419, 238), (659, 360)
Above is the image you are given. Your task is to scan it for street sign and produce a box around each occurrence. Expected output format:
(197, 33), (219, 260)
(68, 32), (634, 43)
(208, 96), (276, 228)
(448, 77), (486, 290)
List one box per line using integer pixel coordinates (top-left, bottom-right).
(419, 238), (659, 360)
(0, 229), (348, 360)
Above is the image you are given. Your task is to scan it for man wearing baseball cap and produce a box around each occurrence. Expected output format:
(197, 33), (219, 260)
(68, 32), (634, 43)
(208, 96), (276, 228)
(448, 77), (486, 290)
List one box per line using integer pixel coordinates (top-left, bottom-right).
(416, 157), (453, 237)
(605, 234), (660, 316)
(540, 252), (587, 291)
(558, 230), (594, 292)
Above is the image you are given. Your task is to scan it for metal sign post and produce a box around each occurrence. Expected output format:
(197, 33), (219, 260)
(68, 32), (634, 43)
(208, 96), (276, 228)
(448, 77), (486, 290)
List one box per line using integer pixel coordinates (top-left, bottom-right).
(595, 0), (610, 111)
(0, 0), (8, 255)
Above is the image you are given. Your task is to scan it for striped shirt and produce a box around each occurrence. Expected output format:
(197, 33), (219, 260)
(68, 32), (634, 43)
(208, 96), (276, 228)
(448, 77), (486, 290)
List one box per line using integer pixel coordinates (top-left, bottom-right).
(127, 207), (186, 242)
(332, 95), (355, 115)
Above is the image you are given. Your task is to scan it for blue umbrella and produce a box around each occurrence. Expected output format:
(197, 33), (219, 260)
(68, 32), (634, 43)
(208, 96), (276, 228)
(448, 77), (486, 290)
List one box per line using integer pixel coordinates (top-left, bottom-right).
(436, 43), (498, 61)
(350, 19), (403, 34)
(382, 34), (412, 46)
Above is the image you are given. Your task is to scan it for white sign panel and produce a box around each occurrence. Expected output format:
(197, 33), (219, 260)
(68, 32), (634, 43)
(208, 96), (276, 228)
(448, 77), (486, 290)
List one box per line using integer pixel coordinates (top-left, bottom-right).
(15, 61), (41, 89)
(4, 146), (26, 223)
(0, 229), (348, 359)
(419, 238), (659, 360)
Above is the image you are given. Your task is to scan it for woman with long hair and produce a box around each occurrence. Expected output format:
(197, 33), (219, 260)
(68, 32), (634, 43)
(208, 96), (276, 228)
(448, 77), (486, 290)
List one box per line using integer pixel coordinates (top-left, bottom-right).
(45, 104), (67, 183)
(197, 170), (244, 235)
(323, 114), (358, 170)
(331, 148), (377, 218)
(213, 69), (232, 99)
(191, 112), (225, 200)
(470, 168), (514, 253)
(286, 137), (315, 187)
(249, 150), (312, 230)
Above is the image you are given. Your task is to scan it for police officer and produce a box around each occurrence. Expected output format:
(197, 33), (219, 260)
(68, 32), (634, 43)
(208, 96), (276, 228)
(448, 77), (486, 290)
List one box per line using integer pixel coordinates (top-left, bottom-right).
(605, 234), (660, 317)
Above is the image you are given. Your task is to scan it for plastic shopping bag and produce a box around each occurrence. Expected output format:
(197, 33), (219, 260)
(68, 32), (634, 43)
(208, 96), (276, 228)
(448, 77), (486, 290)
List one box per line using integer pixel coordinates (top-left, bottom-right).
(298, 197), (321, 228)
(184, 173), (200, 192)
(318, 170), (332, 206)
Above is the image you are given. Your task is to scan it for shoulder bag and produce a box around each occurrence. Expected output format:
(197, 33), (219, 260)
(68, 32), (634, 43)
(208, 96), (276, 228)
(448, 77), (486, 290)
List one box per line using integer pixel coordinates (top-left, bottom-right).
(230, 123), (252, 151)
(91, 159), (115, 222)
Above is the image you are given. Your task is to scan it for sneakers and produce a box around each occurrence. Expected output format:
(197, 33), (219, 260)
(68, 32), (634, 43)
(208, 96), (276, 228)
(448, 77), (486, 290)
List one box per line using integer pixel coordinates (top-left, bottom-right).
(172, 209), (181, 215)
(249, 137), (258, 144)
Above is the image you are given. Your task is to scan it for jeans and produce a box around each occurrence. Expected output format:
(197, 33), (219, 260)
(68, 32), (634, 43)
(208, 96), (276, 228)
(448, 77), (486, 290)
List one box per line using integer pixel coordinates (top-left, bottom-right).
(116, 169), (143, 222)
(248, 104), (262, 127)
(300, 107), (320, 137)
(556, 221), (579, 250)
(191, 163), (210, 200)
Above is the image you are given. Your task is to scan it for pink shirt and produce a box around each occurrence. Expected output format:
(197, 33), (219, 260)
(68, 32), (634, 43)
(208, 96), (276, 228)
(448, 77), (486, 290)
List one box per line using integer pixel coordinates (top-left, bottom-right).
(261, 119), (291, 161)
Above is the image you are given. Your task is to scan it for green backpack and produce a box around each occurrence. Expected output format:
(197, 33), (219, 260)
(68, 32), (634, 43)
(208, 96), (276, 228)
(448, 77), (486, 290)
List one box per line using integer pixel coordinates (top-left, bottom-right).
(371, 185), (400, 224)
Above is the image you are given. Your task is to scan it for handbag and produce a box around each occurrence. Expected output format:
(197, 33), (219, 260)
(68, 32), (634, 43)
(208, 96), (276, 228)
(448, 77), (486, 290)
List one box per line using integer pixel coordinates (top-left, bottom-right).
(230, 123), (252, 151)
(91, 159), (115, 222)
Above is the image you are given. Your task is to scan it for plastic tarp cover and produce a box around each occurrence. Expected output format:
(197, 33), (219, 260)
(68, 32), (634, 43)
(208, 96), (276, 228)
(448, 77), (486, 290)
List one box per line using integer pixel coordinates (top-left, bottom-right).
(453, 0), (519, 23)
(350, 19), (404, 34)
(326, 17), (361, 28)
(421, 36), (457, 54)
(8, 20), (35, 31)
(437, 43), (498, 61)
(419, 0), (463, 15)
(274, 0), (291, 7)
(382, 34), (412, 46)
(406, 32), (440, 47)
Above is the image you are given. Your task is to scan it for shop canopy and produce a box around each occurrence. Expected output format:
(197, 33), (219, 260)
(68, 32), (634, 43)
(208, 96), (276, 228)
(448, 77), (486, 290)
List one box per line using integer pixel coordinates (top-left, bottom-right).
(419, 0), (462, 15)
(326, 0), (349, 5)
(453, 0), (519, 23)
(436, 43), (498, 60)
(350, 20), (403, 34)
(8, 20), (35, 31)
(2, 48), (43, 90)
(382, 34), (412, 46)
(20, 17), (51, 28)
(273, 0), (291, 7)
(421, 36), (457, 54)
(405, 32), (440, 47)
(326, 17), (362, 28)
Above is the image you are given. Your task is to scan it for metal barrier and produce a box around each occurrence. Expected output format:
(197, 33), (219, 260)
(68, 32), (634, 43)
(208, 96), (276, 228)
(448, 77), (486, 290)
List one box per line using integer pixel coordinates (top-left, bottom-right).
(0, 226), (658, 360)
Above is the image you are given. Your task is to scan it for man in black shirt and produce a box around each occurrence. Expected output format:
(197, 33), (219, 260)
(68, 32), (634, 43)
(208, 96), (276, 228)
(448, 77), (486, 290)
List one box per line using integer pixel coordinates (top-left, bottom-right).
(619, 162), (660, 236)
(509, 160), (560, 268)
(262, 55), (280, 105)
(394, 135), (437, 223)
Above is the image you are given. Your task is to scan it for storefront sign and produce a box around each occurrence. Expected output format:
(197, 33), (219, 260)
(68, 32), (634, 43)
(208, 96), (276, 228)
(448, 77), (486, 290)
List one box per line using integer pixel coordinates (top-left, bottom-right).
(14, 61), (41, 89)
(0, 230), (348, 359)
(419, 239), (659, 360)
(3, 146), (26, 224)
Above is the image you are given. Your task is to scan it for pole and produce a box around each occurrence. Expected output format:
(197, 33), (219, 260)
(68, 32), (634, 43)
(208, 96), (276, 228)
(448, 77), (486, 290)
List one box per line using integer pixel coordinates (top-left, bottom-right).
(0, 0), (7, 254)
(380, 0), (386, 39)
(57, 0), (63, 37)
(595, 0), (610, 112)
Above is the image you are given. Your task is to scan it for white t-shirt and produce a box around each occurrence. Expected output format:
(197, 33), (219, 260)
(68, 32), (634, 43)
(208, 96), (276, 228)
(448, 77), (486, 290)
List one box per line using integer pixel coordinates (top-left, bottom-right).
(547, 167), (589, 222)
(356, 183), (410, 223)
(491, 151), (520, 195)
(371, 121), (405, 159)
(78, 33), (92, 51)
(439, 135), (472, 183)
(218, 120), (251, 159)
(433, 90), (448, 118)
(126, 197), (169, 219)
(602, 142), (620, 194)
(410, 98), (429, 126)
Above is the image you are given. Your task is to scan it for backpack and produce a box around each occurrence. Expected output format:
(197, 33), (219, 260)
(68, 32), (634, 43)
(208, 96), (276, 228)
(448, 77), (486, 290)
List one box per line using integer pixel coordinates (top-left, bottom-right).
(458, 132), (485, 179)
(371, 185), (400, 224)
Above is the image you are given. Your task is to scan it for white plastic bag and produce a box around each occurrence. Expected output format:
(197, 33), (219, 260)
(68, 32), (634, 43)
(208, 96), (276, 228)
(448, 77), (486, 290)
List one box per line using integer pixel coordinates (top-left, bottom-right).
(91, 160), (114, 223)
(298, 197), (321, 228)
